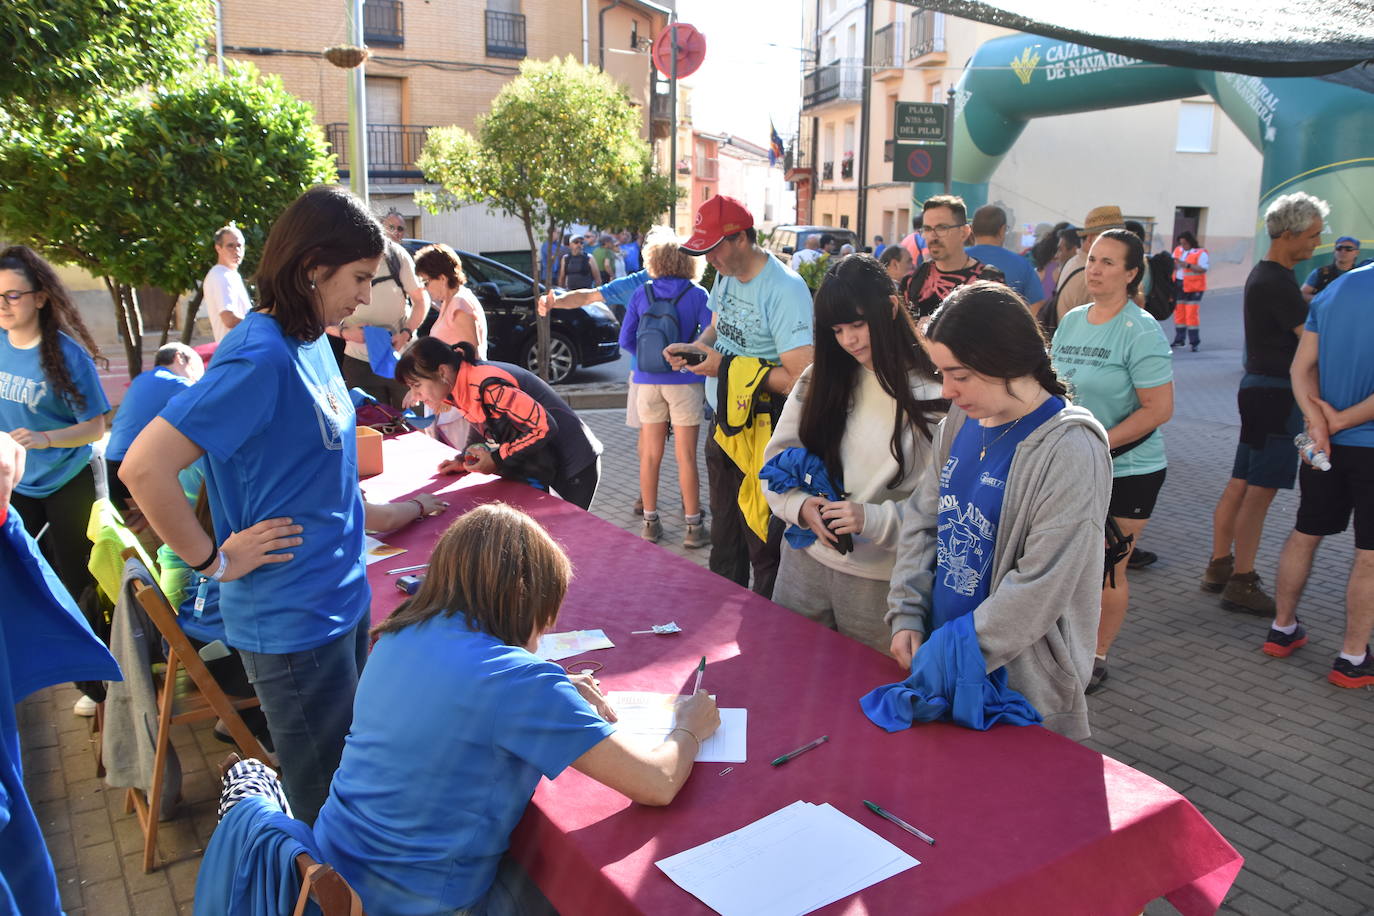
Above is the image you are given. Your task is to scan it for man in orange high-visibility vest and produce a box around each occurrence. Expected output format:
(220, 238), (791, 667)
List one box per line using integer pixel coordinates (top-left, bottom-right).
(1170, 231), (1208, 351)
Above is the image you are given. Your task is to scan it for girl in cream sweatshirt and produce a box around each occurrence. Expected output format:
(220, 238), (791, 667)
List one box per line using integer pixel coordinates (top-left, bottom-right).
(763, 255), (946, 652)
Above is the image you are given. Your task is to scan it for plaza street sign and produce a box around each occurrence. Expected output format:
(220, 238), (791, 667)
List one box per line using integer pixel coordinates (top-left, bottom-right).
(894, 102), (946, 142)
(893, 142), (948, 183)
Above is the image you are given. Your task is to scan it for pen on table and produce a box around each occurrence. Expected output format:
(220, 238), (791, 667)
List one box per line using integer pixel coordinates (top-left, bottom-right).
(692, 655), (706, 694)
(863, 799), (936, 846)
(387, 562), (428, 575)
(770, 734), (829, 767)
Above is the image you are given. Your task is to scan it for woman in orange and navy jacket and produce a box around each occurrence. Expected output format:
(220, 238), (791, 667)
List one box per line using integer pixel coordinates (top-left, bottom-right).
(397, 337), (603, 508)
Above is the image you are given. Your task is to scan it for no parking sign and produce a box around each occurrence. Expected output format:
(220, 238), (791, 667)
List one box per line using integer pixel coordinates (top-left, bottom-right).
(893, 142), (948, 183)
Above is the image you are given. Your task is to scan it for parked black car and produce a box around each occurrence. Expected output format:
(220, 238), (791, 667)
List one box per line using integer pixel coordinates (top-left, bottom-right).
(400, 239), (621, 384)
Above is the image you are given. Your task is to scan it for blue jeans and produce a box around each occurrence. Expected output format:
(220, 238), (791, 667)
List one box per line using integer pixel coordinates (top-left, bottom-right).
(238, 615), (370, 824)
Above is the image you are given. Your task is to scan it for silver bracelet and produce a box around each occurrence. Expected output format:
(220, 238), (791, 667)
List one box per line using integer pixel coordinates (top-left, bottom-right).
(669, 726), (701, 753)
(207, 551), (230, 582)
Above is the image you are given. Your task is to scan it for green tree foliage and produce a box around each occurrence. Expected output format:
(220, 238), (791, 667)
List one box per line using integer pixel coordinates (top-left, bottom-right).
(417, 55), (663, 378)
(584, 151), (682, 239)
(0, 0), (211, 117)
(0, 63), (336, 375)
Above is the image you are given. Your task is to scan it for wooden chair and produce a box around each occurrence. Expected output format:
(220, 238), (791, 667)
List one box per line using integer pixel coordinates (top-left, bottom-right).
(294, 854), (366, 916)
(123, 565), (271, 872)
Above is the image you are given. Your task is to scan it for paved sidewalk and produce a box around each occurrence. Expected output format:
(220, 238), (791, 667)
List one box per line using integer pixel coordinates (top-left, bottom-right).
(18, 287), (1373, 913)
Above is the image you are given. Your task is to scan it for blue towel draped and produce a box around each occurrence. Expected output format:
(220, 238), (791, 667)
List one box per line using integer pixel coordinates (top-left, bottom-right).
(759, 447), (842, 549)
(194, 795), (322, 916)
(363, 326), (399, 379)
(860, 615), (1042, 732)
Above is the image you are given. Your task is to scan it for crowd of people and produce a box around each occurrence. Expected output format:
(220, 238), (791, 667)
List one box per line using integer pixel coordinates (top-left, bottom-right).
(2, 179), (1370, 914)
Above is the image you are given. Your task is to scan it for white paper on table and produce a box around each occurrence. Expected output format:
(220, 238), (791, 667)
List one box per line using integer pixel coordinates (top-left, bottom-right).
(654, 800), (918, 916)
(362, 535), (406, 565)
(604, 692), (747, 763)
(535, 629), (615, 661)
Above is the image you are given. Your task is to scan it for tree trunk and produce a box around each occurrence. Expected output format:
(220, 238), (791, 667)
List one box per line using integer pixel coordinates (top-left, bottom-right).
(104, 277), (144, 378)
(180, 286), (205, 345)
(524, 211), (550, 381)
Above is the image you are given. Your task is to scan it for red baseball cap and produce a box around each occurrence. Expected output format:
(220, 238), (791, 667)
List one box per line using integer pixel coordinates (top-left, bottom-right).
(682, 195), (754, 255)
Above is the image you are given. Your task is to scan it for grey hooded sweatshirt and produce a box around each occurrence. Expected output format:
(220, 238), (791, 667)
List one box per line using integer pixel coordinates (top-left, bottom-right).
(886, 402), (1111, 740)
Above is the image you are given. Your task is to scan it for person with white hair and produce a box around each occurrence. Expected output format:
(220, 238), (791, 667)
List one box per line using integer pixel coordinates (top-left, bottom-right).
(1203, 191), (1328, 614)
(204, 225), (251, 342)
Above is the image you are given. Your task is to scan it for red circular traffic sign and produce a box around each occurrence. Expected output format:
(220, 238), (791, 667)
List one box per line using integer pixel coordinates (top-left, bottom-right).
(653, 23), (707, 79)
(906, 148), (934, 180)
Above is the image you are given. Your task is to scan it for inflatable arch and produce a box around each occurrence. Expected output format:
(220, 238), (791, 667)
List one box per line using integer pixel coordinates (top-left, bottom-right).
(919, 33), (1374, 263)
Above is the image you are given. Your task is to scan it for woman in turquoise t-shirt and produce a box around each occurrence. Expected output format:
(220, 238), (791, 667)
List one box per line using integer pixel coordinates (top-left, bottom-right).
(0, 247), (110, 715)
(1050, 229), (1174, 694)
(316, 503), (720, 915)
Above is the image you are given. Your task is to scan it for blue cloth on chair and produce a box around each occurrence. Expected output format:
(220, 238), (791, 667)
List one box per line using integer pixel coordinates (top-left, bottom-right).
(759, 447), (842, 549)
(363, 326), (399, 379)
(194, 794), (322, 916)
(859, 615), (1042, 732)
(0, 508), (121, 916)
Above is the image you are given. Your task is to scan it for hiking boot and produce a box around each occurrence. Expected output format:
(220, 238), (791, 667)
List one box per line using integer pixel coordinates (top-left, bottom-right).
(1220, 571), (1276, 616)
(1086, 659), (1108, 695)
(1127, 548), (1158, 570)
(640, 516), (662, 543)
(1329, 648), (1374, 688)
(683, 521), (709, 549)
(1200, 554), (1234, 593)
(1262, 622), (1308, 658)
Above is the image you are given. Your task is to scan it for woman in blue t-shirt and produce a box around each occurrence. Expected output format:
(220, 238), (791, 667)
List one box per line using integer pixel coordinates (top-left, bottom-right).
(121, 186), (443, 823)
(315, 503), (720, 915)
(887, 282), (1112, 739)
(1050, 229), (1174, 695)
(0, 246), (111, 714)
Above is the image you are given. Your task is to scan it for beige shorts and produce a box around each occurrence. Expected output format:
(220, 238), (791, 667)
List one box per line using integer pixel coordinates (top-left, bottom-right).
(625, 376), (640, 428)
(637, 382), (705, 426)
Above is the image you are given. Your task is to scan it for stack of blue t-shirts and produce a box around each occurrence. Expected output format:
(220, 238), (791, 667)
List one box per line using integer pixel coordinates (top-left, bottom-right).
(860, 614), (1042, 732)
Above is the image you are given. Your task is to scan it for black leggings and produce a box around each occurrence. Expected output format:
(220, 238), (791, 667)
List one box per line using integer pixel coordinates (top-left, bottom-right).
(11, 464), (99, 612)
(553, 458), (601, 510)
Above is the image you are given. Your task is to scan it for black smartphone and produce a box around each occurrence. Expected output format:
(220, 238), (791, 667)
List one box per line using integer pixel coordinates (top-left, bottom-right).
(825, 518), (854, 555)
(671, 346), (707, 366)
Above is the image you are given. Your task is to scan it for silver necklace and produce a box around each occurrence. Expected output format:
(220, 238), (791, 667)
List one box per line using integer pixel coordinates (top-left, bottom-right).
(980, 416), (1023, 461)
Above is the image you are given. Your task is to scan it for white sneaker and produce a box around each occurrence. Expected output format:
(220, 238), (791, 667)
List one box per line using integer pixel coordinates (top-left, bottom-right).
(73, 694), (98, 717)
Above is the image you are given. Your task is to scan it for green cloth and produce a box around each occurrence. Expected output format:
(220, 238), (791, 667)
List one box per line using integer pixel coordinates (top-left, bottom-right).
(1051, 303), (1173, 478)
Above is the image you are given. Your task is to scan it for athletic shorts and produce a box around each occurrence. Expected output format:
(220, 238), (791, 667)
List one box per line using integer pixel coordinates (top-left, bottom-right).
(1295, 444), (1374, 550)
(637, 382), (705, 426)
(1231, 435), (1302, 490)
(1109, 468), (1166, 520)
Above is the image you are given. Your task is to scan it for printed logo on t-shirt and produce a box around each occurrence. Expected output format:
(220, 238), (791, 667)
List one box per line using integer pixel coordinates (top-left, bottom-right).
(978, 471), (1006, 490)
(939, 455), (958, 487)
(937, 494), (996, 596)
(0, 371), (46, 410)
(310, 381), (346, 451)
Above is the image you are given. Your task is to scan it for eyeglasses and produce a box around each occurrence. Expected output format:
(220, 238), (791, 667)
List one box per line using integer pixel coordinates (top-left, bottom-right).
(1335, 245), (1358, 252)
(384, 223), (404, 234)
(921, 223), (967, 235)
(0, 289), (35, 303)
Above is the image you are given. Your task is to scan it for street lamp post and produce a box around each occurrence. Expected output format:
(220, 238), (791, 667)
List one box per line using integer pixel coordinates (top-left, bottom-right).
(346, 0), (370, 203)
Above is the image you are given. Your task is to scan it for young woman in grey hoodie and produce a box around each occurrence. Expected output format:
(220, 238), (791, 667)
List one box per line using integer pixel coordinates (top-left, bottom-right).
(887, 282), (1112, 740)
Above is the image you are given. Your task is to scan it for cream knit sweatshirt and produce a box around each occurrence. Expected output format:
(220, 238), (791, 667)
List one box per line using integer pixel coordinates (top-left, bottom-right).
(763, 363), (944, 581)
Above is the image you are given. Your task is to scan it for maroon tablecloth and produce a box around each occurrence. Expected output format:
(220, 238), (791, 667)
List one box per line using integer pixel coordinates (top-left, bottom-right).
(361, 433), (1242, 916)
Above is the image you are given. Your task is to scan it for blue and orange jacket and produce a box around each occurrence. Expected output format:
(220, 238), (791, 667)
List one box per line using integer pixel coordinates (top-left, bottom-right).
(448, 361), (558, 481)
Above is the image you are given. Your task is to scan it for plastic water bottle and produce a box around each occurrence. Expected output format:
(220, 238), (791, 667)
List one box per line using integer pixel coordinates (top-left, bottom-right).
(1294, 433), (1332, 471)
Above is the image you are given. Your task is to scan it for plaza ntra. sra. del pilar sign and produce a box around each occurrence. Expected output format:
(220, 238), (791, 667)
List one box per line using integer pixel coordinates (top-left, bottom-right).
(895, 102), (946, 142)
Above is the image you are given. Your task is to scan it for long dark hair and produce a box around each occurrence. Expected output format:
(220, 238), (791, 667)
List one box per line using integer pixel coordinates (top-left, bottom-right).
(374, 503), (571, 648)
(927, 281), (1068, 398)
(1030, 221), (1070, 270)
(252, 186), (385, 341)
(395, 335), (477, 384)
(800, 255), (945, 488)
(0, 246), (105, 413)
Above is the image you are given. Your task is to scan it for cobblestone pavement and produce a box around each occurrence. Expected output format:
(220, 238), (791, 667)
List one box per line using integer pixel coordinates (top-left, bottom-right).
(19, 287), (1373, 913)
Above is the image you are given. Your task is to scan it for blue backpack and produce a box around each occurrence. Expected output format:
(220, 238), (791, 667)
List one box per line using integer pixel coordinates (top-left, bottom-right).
(635, 281), (690, 374)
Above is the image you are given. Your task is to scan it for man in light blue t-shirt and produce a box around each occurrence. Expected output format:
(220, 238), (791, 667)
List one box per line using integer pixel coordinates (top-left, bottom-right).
(966, 205), (1045, 307)
(667, 195), (814, 599)
(105, 343), (202, 504)
(1270, 262), (1374, 687)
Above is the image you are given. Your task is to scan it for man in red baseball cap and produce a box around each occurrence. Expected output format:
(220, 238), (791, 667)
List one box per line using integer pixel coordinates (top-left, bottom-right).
(666, 195), (814, 598)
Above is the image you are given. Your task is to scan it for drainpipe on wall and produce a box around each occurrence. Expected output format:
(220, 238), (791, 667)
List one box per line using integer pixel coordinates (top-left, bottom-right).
(583, 0), (591, 66)
(599, 0), (623, 71)
(856, 0), (873, 244)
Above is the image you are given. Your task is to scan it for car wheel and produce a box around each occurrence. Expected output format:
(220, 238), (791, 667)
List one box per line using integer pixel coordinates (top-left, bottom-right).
(522, 332), (576, 384)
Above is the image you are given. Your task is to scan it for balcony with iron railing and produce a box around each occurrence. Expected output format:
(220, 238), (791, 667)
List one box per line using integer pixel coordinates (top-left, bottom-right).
(802, 58), (863, 111)
(326, 123), (430, 182)
(363, 0), (403, 46)
(694, 156), (719, 181)
(908, 9), (946, 59)
(822, 161), (834, 181)
(650, 91), (673, 124)
(873, 20), (905, 75)
(485, 9), (527, 59)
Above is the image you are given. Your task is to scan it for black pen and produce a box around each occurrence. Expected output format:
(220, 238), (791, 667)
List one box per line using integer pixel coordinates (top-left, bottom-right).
(770, 734), (828, 766)
(864, 799), (936, 846)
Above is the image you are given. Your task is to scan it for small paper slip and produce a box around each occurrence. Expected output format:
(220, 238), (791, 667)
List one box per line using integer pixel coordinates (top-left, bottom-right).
(362, 536), (406, 565)
(535, 629), (615, 661)
(655, 800), (918, 916)
(605, 692), (747, 764)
